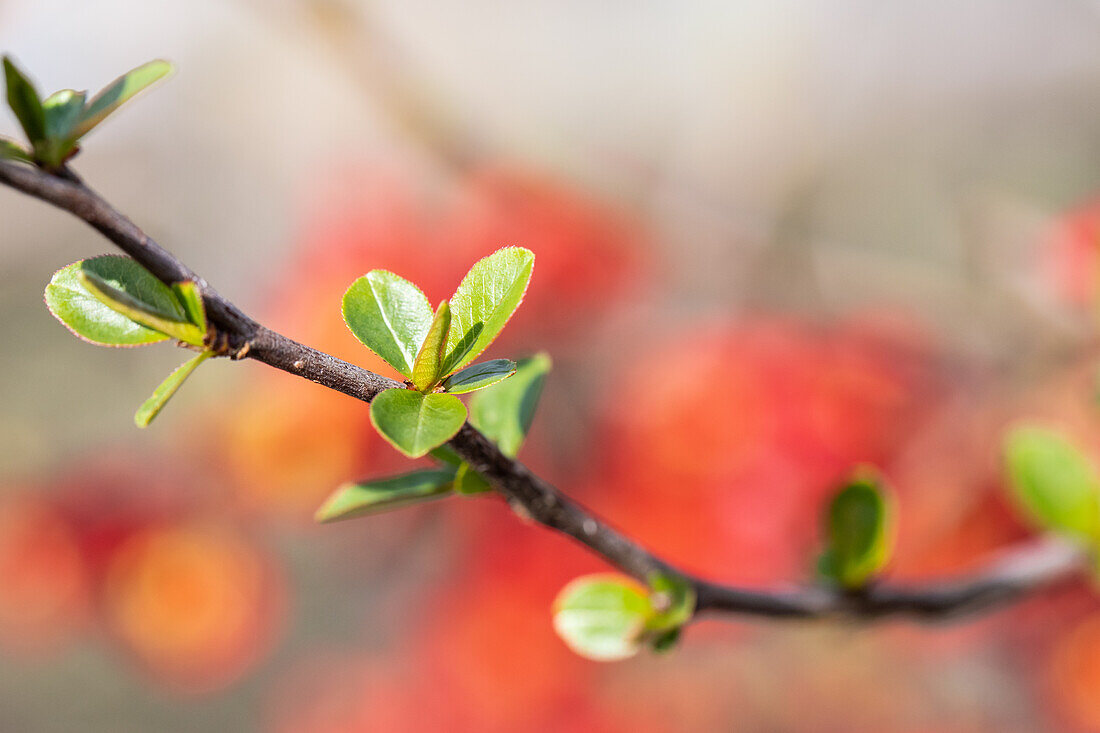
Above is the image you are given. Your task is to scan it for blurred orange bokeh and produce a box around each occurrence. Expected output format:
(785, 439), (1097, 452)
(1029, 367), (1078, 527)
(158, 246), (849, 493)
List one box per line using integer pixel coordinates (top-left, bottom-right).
(102, 523), (284, 693)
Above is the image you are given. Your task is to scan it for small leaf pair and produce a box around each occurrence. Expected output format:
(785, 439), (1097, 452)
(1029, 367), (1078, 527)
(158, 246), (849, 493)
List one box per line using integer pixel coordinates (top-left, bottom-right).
(817, 468), (896, 590)
(552, 572), (696, 661)
(342, 246), (534, 458)
(315, 354), (551, 522)
(2, 56), (172, 169)
(45, 255), (211, 426)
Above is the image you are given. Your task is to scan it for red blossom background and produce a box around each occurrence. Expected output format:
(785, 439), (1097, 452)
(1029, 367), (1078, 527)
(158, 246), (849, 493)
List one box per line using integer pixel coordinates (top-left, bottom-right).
(6, 2), (1100, 731)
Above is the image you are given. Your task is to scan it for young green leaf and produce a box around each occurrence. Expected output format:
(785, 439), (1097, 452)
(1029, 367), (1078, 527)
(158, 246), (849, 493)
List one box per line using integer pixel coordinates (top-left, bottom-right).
(552, 574), (653, 661)
(440, 323), (482, 377)
(369, 389), (467, 458)
(43, 89), (86, 140)
(342, 270), (434, 378)
(81, 256), (186, 317)
(3, 56), (46, 146)
(821, 470), (896, 589)
(443, 247), (534, 373)
(72, 60), (173, 139)
(0, 137), (32, 163)
(441, 358), (516, 395)
(171, 280), (207, 334)
(1004, 424), (1100, 542)
(134, 350), (212, 427)
(411, 300), (451, 392)
(79, 270), (204, 346)
(467, 353), (550, 457)
(38, 89), (87, 167)
(45, 258), (173, 346)
(315, 468), (456, 523)
(816, 549), (839, 583)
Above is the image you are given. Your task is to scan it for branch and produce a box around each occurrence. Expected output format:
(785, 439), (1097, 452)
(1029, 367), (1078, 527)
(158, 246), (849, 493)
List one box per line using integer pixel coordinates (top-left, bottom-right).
(693, 535), (1085, 620)
(0, 158), (1089, 623)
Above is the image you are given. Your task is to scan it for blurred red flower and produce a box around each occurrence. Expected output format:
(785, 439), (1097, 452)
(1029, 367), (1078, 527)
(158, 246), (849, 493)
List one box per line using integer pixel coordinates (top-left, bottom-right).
(1042, 198), (1100, 309)
(101, 522), (285, 693)
(0, 495), (91, 655)
(587, 315), (940, 583)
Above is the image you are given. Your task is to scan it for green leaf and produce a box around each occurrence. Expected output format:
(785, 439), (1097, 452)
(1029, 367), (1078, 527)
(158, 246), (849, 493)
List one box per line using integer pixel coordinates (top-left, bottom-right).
(1003, 424), (1100, 541)
(38, 89), (87, 167)
(3, 56), (45, 146)
(453, 462), (492, 495)
(443, 247), (535, 373)
(441, 358), (516, 395)
(468, 353), (550, 457)
(440, 323), (481, 377)
(80, 256), (185, 318)
(0, 137), (32, 163)
(816, 549), (839, 582)
(342, 270), (434, 378)
(369, 389), (467, 458)
(552, 574), (652, 661)
(79, 270), (204, 346)
(43, 89), (86, 141)
(821, 470), (895, 589)
(45, 257), (173, 347)
(171, 280), (207, 334)
(411, 300), (451, 392)
(314, 468), (456, 523)
(72, 60), (173, 139)
(134, 350), (212, 427)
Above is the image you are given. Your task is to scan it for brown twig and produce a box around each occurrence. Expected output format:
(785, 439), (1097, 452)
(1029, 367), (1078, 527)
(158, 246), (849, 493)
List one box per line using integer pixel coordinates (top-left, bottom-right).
(0, 158), (1088, 623)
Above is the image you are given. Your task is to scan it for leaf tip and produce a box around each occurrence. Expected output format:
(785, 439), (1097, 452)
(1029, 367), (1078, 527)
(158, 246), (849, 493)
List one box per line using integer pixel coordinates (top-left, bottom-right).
(313, 489), (345, 524)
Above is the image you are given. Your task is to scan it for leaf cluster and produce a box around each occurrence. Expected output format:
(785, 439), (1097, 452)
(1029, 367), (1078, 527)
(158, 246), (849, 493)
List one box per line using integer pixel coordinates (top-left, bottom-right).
(342, 246), (534, 458)
(2, 56), (171, 170)
(45, 256), (211, 426)
(315, 353), (550, 522)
